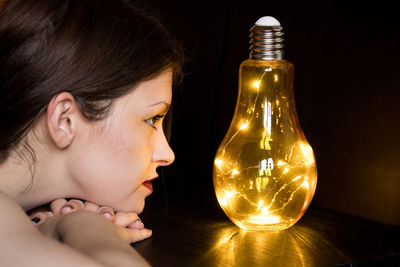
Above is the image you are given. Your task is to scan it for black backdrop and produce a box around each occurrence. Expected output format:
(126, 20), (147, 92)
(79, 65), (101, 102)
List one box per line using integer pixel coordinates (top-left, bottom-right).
(145, 0), (400, 225)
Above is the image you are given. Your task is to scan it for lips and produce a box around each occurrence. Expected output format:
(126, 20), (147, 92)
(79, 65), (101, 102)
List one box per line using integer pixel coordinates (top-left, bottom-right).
(143, 176), (158, 192)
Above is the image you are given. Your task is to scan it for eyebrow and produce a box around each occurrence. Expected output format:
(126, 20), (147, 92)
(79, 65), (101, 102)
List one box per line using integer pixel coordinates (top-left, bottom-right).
(149, 101), (171, 113)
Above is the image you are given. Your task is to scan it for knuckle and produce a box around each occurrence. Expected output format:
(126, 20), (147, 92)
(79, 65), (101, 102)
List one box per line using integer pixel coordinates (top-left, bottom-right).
(68, 199), (84, 208)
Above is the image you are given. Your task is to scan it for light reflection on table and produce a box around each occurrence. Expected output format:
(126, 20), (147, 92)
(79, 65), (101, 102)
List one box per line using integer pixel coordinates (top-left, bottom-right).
(195, 222), (349, 267)
(133, 189), (400, 267)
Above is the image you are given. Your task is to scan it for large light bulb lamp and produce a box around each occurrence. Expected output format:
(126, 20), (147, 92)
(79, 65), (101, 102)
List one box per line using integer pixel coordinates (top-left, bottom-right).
(213, 16), (317, 231)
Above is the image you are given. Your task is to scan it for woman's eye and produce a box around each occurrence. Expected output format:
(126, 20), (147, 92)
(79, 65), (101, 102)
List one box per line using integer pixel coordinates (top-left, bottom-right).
(146, 114), (165, 129)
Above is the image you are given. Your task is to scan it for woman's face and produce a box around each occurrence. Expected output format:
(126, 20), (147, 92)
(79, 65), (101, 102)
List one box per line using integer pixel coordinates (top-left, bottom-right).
(70, 70), (174, 213)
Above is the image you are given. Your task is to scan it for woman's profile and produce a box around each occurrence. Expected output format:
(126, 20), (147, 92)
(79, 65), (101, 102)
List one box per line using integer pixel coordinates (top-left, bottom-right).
(0, 0), (183, 265)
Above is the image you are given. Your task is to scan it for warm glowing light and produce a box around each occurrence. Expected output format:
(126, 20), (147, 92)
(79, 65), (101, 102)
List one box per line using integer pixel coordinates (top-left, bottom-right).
(299, 142), (315, 164)
(214, 158), (223, 170)
(292, 175), (302, 182)
(213, 53), (317, 231)
(260, 129), (271, 150)
(259, 159), (267, 173)
(276, 161), (287, 166)
(259, 100), (272, 150)
(219, 190), (236, 207)
(219, 198), (227, 207)
(255, 177), (269, 191)
(282, 167), (289, 175)
(263, 100), (272, 135)
(259, 158), (274, 177)
(267, 158), (274, 170)
(239, 122), (249, 130)
(214, 227), (238, 248)
(253, 80), (261, 89)
(248, 206), (282, 224)
(247, 214), (281, 224)
(301, 180), (309, 189)
(231, 169), (240, 176)
(256, 177), (261, 191)
(224, 190), (235, 199)
(261, 207), (269, 214)
(257, 200), (264, 210)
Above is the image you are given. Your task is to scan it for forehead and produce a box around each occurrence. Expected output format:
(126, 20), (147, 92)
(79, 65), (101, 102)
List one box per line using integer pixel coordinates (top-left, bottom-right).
(127, 70), (173, 105)
(115, 70), (173, 112)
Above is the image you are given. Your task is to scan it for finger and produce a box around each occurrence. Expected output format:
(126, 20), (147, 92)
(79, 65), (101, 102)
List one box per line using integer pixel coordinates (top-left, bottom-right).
(119, 228), (152, 244)
(128, 219), (144, 230)
(29, 205), (50, 214)
(83, 201), (100, 213)
(98, 207), (116, 222)
(29, 211), (53, 226)
(114, 212), (139, 227)
(50, 199), (68, 215)
(68, 199), (85, 209)
(60, 199), (84, 215)
(29, 211), (47, 225)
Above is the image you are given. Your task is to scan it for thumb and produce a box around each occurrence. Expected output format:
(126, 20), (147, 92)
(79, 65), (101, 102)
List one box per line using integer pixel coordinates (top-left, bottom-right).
(118, 227), (152, 244)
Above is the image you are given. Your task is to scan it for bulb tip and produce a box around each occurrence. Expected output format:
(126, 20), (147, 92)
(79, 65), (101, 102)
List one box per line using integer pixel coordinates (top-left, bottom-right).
(255, 16), (281, 26)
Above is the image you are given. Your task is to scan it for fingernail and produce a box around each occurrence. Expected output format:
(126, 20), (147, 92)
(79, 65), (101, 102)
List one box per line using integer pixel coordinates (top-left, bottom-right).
(130, 219), (144, 229)
(135, 219), (144, 227)
(60, 205), (73, 214)
(31, 217), (40, 224)
(68, 199), (85, 209)
(98, 207), (115, 221)
(103, 212), (114, 221)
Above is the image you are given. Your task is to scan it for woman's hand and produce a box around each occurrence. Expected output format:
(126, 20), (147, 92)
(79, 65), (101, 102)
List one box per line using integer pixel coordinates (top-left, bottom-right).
(114, 211), (153, 243)
(28, 199), (152, 243)
(0, 193), (150, 266)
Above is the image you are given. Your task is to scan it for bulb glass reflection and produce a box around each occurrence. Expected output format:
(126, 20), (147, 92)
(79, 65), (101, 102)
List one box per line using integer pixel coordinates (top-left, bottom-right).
(213, 60), (317, 231)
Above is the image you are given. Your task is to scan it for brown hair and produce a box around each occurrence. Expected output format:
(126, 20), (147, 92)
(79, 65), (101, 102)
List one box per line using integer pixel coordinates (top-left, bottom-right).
(0, 0), (183, 162)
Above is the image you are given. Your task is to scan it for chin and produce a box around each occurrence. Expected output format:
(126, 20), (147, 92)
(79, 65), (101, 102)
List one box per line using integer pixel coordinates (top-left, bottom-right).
(115, 198), (145, 214)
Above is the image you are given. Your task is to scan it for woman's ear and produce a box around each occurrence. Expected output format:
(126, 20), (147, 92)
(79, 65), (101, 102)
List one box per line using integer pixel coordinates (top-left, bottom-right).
(47, 92), (81, 149)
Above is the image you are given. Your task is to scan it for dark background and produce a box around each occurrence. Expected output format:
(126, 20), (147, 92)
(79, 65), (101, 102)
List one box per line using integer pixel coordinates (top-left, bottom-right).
(146, 0), (400, 225)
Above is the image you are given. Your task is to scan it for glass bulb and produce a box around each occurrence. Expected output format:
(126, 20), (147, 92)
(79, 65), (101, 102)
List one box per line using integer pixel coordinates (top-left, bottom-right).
(213, 17), (317, 231)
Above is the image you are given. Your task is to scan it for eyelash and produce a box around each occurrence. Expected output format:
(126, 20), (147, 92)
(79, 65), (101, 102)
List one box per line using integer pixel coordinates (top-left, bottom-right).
(146, 114), (165, 129)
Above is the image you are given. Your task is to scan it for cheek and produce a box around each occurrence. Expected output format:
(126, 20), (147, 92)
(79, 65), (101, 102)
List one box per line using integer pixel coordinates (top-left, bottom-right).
(120, 122), (154, 162)
(70, 128), (151, 204)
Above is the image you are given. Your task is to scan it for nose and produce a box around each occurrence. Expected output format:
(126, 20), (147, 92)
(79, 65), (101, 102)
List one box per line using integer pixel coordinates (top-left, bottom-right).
(152, 132), (175, 166)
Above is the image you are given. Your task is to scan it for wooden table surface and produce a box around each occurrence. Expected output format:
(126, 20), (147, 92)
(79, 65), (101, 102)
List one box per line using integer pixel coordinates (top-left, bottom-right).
(132, 187), (400, 267)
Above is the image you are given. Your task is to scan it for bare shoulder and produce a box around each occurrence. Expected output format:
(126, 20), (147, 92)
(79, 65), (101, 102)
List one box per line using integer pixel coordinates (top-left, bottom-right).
(0, 190), (30, 220)
(0, 191), (42, 264)
(0, 190), (37, 236)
